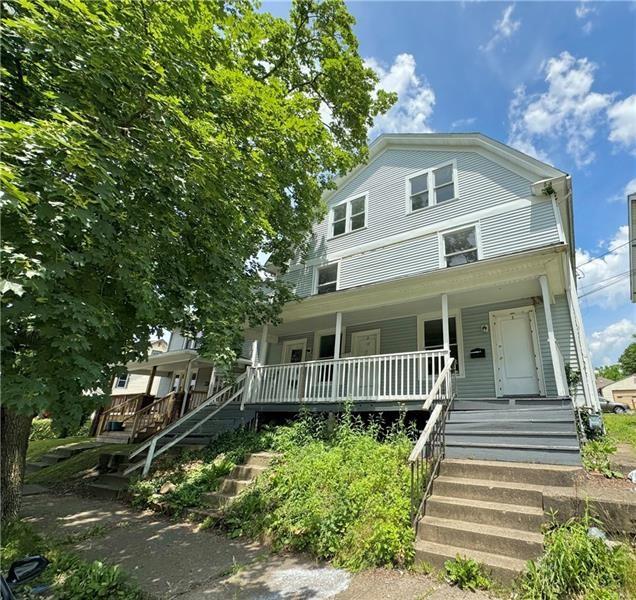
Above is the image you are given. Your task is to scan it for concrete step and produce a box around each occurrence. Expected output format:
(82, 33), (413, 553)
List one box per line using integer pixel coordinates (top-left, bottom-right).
(446, 419), (576, 433)
(219, 477), (251, 495)
(201, 491), (235, 509)
(96, 431), (132, 444)
(25, 462), (50, 474)
(87, 482), (129, 500)
(445, 432), (579, 447)
(231, 464), (267, 479)
(418, 516), (543, 561)
(94, 473), (130, 487)
(244, 452), (276, 468)
(432, 476), (544, 507)
(453, 398), (571, 411)
(188, 507), (220, 522)
(426, 496), (545, 532)
(414, 539), (527, 584)
(445, 443), (582, 466)
(440, 458), (581, 486)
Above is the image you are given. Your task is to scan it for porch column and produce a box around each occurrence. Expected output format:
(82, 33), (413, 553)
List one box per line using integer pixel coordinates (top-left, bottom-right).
(332, 312), (343, 400)
(259, 324), (269, 365)
(539, 275), (569, 397)
(145, 365), (157, 396)
(180, 358), (195, 418)
(441, 294), (450, 367)
(250, 339), (258, 367)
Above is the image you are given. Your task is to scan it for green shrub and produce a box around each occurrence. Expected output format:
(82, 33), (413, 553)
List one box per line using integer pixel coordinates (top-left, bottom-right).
(582, 437), (623, 478)
(517, 513), (636, 600)
(0, 521), (144, 599)
(29, 418), (55, 441)
(443, 555), (492, 591)
(222, 409), (415, 571)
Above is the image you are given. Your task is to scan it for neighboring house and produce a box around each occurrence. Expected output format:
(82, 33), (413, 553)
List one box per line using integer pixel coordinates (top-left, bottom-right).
(599, 374), (636, 409)
(108, 133), (599, 469)
(595, 376), (614, 395)
(110, 339), (170, 397)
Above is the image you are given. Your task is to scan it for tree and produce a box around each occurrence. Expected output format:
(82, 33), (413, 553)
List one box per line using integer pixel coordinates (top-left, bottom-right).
(0, 0), (394, 520)
(619, 337), (636, 375)
(595, 364), (623, 382)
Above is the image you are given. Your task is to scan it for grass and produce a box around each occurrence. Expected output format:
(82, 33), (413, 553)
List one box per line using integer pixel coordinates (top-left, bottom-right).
(26, 444), (137, 486)
(27, 437), (92, 462)
(603, 413), (636, 451)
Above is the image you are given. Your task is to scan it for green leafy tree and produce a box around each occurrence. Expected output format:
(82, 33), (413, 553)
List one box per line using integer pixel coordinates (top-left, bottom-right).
(0, 0), (394, 520)
(618, 337), (636, 376)
(595, 364), (623, 382)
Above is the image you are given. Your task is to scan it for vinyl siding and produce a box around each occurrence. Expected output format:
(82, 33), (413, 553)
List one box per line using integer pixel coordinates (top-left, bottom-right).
(344, 316), (417, 355)
(266, 332), (315, 366)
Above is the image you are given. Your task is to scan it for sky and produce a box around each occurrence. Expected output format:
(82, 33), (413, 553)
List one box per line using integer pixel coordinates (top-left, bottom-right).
(263, 0), (636, 366)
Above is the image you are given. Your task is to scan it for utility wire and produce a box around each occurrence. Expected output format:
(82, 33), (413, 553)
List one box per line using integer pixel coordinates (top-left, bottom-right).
(578, 272), (632, 300)
(577, 269), (633, 291)
(576, 238), (632, 270)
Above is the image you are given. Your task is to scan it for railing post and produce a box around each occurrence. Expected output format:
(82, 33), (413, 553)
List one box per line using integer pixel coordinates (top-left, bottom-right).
(142, 438), (157, 477)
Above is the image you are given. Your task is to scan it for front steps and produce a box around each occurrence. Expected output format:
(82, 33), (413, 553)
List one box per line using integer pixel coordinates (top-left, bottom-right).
(445, 398), (581, 465)
(26, 442), (103, 475)
(415, 458), (581, 583)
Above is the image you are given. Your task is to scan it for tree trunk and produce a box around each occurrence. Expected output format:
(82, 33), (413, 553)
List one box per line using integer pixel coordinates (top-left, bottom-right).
(1, 407), (33, 522)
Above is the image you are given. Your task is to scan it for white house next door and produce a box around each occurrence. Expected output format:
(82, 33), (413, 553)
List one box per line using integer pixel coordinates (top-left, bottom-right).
(490, 307), (545, 397)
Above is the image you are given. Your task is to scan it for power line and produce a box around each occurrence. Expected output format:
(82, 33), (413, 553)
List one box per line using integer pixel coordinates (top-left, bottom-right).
(578, 272), (632, 300)
(577, 269), (633, 292)
(576, 238), (632, 270)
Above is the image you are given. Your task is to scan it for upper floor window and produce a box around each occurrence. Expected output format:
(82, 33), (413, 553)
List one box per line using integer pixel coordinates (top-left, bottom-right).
(317, 263), (338, 294)
(330, 193), (367, 237)
(407, 161), (457, 212)
(442, 226), (478, 267)
(114, 374), (129, 389)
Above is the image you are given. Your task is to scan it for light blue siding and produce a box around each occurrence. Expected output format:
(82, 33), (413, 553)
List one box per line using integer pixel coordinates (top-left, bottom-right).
(344, 316), (417, 355)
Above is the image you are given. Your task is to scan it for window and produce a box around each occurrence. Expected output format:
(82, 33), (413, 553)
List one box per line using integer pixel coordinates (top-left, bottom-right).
(422, 317), (460, 373)
(407, 162), (457, 212)
(330, 194), (367, 237)
(442, 226), (478, 267)
(317, 263), (338, 294)
(115, 374), (129, 389)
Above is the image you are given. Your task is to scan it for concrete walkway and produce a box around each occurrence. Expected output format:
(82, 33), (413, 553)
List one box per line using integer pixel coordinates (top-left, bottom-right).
(21, 493), (490, 600)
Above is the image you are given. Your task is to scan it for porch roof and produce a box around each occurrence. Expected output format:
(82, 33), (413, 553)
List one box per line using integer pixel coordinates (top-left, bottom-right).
(126, 350), (214, 376)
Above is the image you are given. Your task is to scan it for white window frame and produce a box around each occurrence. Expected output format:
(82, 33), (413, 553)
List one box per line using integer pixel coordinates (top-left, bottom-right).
(282, 338), (308, 364)
(114, 374), (130, 389)
(328, 192), (368, 239)
(314, 261), (340, 295)
(350, 329), (382, 357)
(405, 159), (459, 214)
(313, 327), (347, 359)
(438, 222), (482, 269)
(417, 311), (465, 378)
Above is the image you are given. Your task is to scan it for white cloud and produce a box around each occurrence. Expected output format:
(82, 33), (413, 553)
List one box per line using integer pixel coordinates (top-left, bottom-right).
(608, 94), (636, 150)
(576, 225), (630, 309)
(608, 177), (636, 203)
(451, 117), (476, 130)
(588, 319), (636, 366)
(366, 54), (435, 137)
(507, 52), (613, 167)
(481, 4), (521, 52)
(575, 1), (597, 34)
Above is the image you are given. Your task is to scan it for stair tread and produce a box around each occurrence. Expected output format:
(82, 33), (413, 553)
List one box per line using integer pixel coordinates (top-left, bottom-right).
(435, 475), (545, 493)
(420, 515), (543, 543)
(89, 482), (128, 491)
(446, 430), (577, 436)
(446, 441), (580, 451)
(443, 458), (580, 472)
(415, 539), (528, 572)
(428, 495), (544, 516)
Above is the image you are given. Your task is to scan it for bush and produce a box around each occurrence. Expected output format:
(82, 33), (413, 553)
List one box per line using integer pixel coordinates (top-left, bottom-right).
(0, 521), (144, 599)
(582, 437), (623, 478)
(443, 555), (492, 591)
(222, 409), (415, 571)
(517, 513), (636, 600)
(29, 418), (55, 441)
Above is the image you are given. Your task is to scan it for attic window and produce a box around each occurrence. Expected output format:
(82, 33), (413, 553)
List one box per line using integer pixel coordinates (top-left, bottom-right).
(407, 161), (457, 212)
(330, 193), (367, 237)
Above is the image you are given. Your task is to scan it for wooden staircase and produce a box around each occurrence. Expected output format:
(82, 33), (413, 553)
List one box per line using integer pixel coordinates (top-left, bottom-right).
(415, 458), (581, 583)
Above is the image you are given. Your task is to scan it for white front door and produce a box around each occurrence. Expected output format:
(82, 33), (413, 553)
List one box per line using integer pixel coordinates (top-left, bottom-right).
(490, 307), (545, 397)
(282, 339), (306, 364)
(351, 329), (381, 356)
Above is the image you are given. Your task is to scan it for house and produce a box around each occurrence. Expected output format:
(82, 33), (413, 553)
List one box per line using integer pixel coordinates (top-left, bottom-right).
(599, 374), (636, 409)
(100, 133), (599, 468)
(109, 338), (169, 398)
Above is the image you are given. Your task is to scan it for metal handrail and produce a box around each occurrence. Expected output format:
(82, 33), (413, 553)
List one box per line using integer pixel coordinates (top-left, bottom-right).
(408, 357), (456, 526)
(125, 373), (247, 476)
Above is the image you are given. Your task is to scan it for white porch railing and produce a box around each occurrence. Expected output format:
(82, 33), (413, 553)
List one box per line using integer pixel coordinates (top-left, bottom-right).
(245, 350), (450, 404)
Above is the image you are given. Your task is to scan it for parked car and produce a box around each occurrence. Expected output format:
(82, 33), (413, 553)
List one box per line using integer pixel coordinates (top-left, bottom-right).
(599, 399), (631, 414)
(1, 556), (49, 600)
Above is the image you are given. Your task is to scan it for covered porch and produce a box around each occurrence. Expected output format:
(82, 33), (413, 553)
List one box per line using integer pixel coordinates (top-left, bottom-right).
(244, 248), (592, 410)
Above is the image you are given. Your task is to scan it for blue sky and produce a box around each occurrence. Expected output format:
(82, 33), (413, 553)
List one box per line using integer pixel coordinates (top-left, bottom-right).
(264, 0), (636, 365)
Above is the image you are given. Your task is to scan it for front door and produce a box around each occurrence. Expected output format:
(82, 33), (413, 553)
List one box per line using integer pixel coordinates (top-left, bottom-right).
(351, 329), (380, 356)
(490, 307), (545, 397)
(282, 339), (306, 364)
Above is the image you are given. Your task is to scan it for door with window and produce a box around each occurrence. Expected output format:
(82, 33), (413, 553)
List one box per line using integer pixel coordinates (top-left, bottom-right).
(351, 330), (380, 357)
(282, 339), (306, 364)
(351, 330), (381, 397)
(490, 307), (545, 397)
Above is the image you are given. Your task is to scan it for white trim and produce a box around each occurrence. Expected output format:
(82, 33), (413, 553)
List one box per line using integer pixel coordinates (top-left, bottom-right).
(313, 326), (347, 359)
(416, 310), (465, 378)
(489, 306), (546, 397)
(114, 373), (130, 389)
(328, 191), (368, 239)
(288, 196), (547, 269)
(313, 261), (340, 295)
(405, 159), (459, 214)
(551, 196), (566, 244)
(438, 222), (482, 269)
(281, 338), (308, 363)
(350, 329), (382, 357)
(539, 275), (569, 397)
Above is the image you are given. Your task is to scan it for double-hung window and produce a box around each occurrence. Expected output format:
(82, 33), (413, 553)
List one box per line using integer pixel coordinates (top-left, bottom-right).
(316, 263), (338, 294)
(330, 194), (367, 237)
(421, 317), (461, 373)
(442, 226), (478, 267)
(407, 162), (457, 212)
(115, 374), (129, 389)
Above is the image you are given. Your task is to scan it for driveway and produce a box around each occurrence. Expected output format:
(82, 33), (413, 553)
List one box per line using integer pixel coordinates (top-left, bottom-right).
(21, 492), (490, 600)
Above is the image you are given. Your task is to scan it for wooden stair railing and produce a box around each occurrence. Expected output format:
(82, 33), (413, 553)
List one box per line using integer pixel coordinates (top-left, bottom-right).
(96, 394), (145, 436)
(118, 391), (182, 442)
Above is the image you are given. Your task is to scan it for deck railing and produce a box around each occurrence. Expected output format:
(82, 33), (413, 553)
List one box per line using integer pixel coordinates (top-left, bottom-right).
(408, 356), (456, 526)
(246, 349), (449, 404)
(96, 393), (145, 436)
